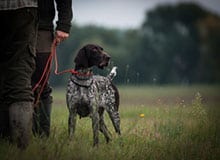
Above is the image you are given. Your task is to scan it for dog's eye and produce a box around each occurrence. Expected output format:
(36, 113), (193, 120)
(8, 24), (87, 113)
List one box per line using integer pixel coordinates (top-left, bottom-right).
(92, 46), (103, 52)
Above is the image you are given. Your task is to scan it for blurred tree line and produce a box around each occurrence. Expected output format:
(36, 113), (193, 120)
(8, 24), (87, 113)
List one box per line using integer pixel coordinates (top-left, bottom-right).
(50, 2), (220, 86)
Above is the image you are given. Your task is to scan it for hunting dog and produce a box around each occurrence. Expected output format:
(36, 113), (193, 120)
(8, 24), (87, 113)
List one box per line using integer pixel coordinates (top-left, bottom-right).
(66, 44), (121, 146)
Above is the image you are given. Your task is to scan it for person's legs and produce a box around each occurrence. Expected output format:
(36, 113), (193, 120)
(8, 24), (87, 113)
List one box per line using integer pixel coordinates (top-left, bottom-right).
(0, 8), (38, 148)
(32, 30), (53, 137)
(32, 81), (53, 137)
(33, 91), (52, 137)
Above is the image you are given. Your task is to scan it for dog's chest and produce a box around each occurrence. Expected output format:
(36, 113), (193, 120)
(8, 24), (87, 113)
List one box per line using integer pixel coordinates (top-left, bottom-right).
(67, 80), (97, 104)
(67, 79), (98, 117)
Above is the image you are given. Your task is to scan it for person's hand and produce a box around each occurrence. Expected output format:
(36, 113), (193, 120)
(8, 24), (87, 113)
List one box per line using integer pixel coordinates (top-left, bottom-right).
(55, 30), (69, 45)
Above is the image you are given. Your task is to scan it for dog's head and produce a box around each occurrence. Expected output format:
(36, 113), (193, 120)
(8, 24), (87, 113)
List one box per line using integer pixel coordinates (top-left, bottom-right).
(74, 44), (111, 70)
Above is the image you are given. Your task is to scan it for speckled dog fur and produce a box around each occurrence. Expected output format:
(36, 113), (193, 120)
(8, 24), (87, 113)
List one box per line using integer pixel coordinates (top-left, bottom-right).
(66, 44), (120, 146)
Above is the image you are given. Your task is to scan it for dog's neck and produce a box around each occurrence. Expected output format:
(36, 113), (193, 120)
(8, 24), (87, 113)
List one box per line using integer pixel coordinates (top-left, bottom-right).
(71, 70), (93, 87)
(75, 67), (93, 75)
(72, 67), (93, 83)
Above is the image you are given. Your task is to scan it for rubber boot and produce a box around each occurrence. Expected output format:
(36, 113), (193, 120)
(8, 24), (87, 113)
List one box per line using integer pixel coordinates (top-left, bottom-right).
(9, 102), (33, 149)
(33, 96), (52, 137)
(0, 103), (10, 138)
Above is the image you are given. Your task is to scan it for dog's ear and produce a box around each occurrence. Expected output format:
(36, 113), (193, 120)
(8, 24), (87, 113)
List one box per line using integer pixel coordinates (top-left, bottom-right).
(74, 48), (88, 70)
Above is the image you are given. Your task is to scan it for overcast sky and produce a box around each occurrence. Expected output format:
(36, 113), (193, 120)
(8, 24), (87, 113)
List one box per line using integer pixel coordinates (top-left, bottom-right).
(72, 0), (220, 29)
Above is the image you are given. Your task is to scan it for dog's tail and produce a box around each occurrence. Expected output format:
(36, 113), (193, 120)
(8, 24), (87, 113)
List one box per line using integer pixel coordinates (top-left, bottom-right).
(107, 66), (117, 80)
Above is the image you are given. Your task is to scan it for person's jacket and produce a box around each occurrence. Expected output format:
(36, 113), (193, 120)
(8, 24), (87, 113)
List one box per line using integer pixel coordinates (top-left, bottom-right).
(38, 0), (73, 33)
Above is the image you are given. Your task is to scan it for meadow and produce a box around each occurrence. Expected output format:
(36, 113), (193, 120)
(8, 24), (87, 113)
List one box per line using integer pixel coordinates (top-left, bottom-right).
(0, 85), (220, 160)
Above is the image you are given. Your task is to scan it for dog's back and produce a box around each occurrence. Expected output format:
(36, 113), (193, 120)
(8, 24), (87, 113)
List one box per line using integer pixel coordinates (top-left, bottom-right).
(92, 75), (119, 111)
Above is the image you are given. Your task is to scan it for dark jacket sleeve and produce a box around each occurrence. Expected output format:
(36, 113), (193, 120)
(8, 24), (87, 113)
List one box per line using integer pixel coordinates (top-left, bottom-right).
(55, 0), (73, 33)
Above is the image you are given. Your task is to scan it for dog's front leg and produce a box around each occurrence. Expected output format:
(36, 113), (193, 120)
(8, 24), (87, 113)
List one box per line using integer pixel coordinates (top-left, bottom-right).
(68, 108), (77, 139)
(91, 111), (100, 146)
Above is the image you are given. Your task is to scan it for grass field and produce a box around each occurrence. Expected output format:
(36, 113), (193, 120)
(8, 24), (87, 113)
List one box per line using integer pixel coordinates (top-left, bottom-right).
(0, 85), (220, 160)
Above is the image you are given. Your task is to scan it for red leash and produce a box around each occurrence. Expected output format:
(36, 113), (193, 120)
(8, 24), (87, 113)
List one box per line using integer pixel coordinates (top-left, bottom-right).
(32, 40), (55, 104)
(32, 39), (91, 105)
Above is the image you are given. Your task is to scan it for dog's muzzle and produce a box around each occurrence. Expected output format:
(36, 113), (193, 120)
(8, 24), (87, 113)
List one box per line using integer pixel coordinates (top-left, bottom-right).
(99, 54), (111, 69)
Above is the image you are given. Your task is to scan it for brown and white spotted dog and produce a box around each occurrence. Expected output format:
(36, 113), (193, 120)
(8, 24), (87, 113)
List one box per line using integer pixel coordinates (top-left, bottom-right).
(66, 44), (121, 146)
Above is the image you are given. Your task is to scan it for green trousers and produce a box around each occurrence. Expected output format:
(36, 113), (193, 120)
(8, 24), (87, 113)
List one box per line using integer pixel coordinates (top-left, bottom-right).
(0, 8), (38, 143)
(0, 7), (38, 104)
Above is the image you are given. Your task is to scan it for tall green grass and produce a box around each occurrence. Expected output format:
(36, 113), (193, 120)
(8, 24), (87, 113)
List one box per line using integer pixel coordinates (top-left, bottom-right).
(0, 85), (219, 160)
